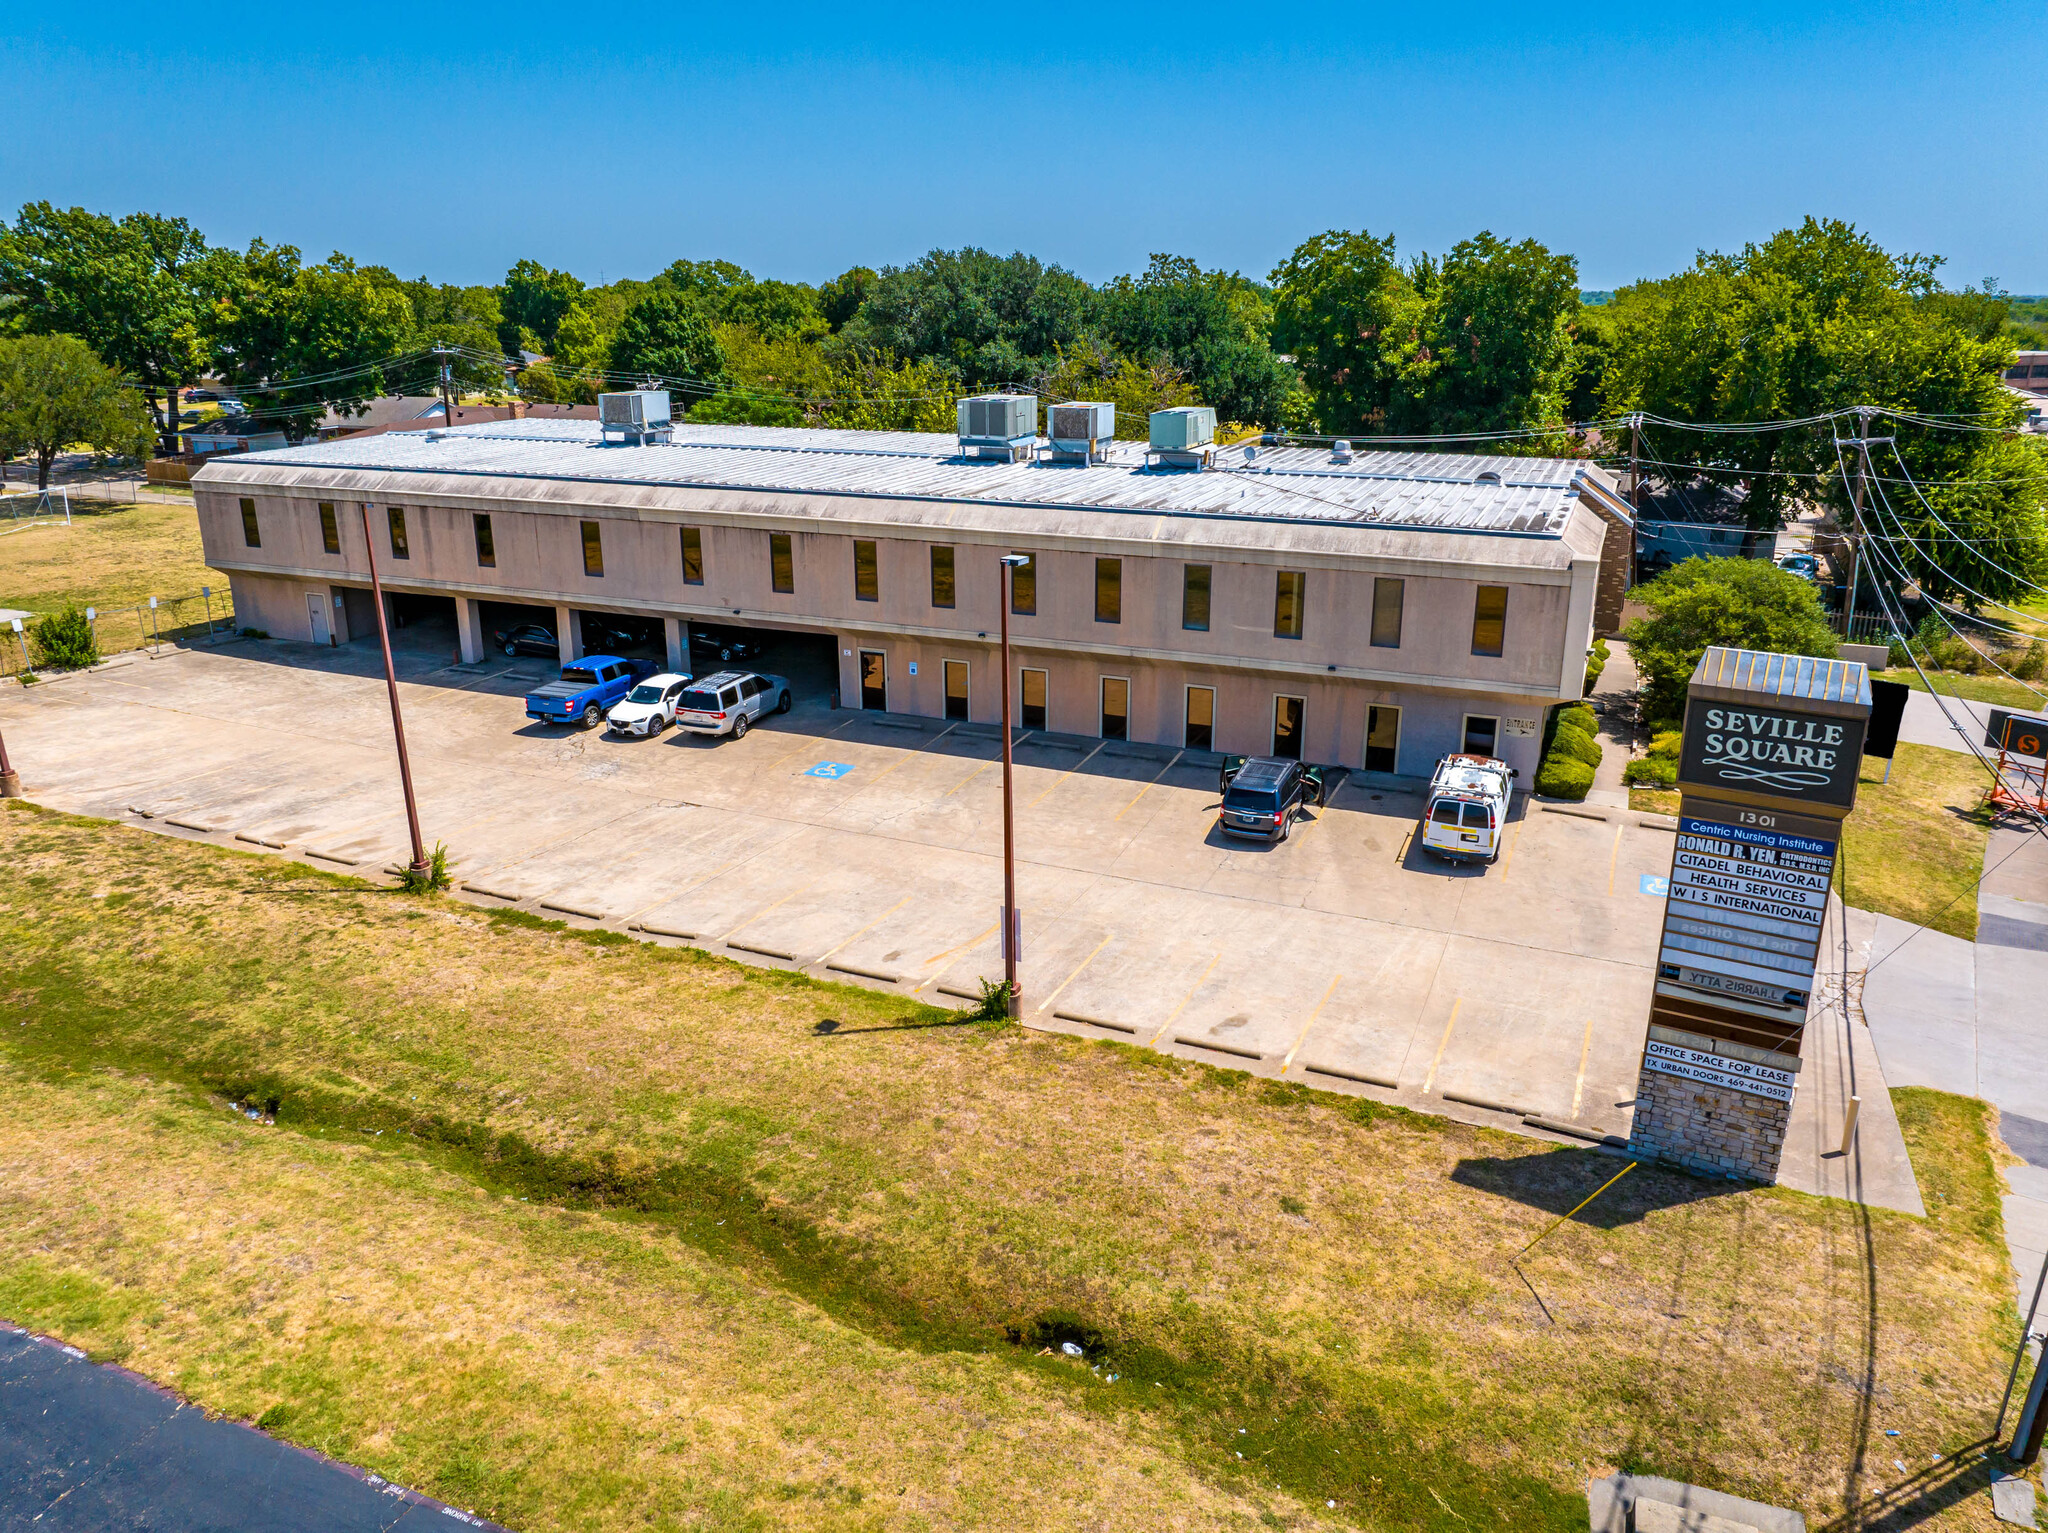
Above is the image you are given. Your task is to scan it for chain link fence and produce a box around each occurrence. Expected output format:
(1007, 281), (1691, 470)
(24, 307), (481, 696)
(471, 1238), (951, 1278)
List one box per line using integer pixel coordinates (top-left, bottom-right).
(1, 587), (238, 679)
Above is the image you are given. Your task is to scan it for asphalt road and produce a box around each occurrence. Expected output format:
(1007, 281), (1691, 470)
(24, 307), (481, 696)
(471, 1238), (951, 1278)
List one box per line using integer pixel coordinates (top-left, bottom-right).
(0, 1326), (505, 1531)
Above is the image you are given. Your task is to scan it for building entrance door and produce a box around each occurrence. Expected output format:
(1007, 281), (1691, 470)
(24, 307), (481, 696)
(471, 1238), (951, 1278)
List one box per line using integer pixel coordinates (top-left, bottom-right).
(943, 660), (969, 721)
(1273, 695), (1305, 759)
(1099, 676), (1129, 740)
(306, 592), (330, 645)
(859, 651), (887, 710)
(1184, 686), (1214, 751)
(1019, 668), (1047, 730)
(1366, 705), (1400, 772)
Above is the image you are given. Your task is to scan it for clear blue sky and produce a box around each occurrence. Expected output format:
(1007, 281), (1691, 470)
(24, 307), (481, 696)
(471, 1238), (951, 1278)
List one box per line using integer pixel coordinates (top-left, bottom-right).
(5, 1), (2041, 293)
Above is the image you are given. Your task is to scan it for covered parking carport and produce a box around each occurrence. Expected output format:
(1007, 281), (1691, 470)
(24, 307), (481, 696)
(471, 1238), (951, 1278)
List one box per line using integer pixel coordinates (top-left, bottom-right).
(686, 619), (837, 706)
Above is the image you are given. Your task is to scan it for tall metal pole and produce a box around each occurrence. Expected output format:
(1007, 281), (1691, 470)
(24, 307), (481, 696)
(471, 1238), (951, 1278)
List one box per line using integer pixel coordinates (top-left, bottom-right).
(998, 554), (1026, 1018)
(0, 721), (20, 797)
(360, 502), (431, 877)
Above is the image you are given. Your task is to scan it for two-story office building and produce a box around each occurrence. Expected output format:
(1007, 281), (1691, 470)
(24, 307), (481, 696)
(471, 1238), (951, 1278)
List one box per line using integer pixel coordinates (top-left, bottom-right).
(192, 416), (1633, 781)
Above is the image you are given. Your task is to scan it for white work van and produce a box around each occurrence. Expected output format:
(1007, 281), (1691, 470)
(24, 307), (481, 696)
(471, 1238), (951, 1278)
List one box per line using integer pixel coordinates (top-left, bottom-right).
(1421, 754), (1516, 863)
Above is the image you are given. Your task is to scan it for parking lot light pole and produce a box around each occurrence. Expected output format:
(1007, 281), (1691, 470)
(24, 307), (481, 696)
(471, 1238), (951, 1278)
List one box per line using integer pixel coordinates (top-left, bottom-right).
(360, 502), (431, 878)
(998, 553), (1030, 1019)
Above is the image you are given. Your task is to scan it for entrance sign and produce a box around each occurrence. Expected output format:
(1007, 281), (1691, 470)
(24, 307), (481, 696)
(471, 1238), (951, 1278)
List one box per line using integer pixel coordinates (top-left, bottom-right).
(1630, 646), (1871, 1183)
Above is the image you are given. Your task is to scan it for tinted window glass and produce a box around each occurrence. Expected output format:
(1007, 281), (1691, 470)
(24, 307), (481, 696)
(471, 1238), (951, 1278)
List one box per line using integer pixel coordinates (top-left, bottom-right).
(1010, 552), (1035, 615)
(581, 520), (604, 577)
(387, 506), (408, 559)
(1371, 577), (1403, 648)
(719, 687), (740, 708)
(473, 512), (495, 567)
(1472, 586), (1508, 657)
(1095, 558), (1121, 623)
(240, 497), (260, 548)
(930, 545), (955, 607)
(562, 667), (599, 685)
(680, 688), (720, 710)
(681, 526), (703, 584)
(854, 540), (878, 601)
(770, 532), (794, 593)
(628, 684), (663, 703)
(319, 503), (340, 555)
(1224, 785), (1280, 810)
(1462, 802), (1496, 830)
(1274, 571), (1305, 638)
(1429, 799), (1462, 825)
(1182, 564), (1211, 631)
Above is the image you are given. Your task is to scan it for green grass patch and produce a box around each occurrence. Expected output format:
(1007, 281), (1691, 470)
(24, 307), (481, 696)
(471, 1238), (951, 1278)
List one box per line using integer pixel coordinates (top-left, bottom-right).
(1876, 667), (2048, 713)
(1837, 743), (1994, 939)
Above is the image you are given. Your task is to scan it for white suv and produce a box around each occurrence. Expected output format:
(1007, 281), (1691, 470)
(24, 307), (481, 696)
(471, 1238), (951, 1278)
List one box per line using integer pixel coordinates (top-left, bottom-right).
(675, 670), (793, 739)
(606, 672), (692, 737)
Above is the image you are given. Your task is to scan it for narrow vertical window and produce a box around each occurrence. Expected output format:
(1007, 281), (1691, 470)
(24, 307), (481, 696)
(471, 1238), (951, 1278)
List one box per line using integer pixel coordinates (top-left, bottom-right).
(1471, 585), (1508, 657)
(318, 502), (339, 555)
(1273, 570), (1305, 639)
(1009, 552), (1035, 616)
(387, 506), (408, 560)
(770, 532), (794, 593)
(1182, 564), (1211, 631)
(473, 513), (496, 568)
(1094, 557), (1121, 624)
(1370, 577), (1403, 648)
(853, 539), (878, 602)
(580, 520), (603, 577)
(239, 497), (260, 548)
(930, 545), (955, 608)
(681, 526), (703, 584)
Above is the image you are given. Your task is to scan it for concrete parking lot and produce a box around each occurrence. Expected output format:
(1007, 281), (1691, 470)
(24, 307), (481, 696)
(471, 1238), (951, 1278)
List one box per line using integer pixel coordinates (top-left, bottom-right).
(2, 625), (1693, 1153)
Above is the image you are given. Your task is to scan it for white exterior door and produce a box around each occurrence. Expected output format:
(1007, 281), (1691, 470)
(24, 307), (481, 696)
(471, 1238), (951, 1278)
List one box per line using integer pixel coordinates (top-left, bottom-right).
(306, 592), (330, 645)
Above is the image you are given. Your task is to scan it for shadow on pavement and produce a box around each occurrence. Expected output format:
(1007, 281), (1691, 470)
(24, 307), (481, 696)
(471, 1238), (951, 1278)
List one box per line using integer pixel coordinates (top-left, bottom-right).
(1450, 1146), (1743, 1229)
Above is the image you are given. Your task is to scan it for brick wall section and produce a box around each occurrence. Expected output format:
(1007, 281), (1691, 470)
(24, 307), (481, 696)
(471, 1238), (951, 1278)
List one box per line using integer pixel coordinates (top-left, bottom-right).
(1626, 1065), (1790, 1182)
(1581, 492), (1634, 638)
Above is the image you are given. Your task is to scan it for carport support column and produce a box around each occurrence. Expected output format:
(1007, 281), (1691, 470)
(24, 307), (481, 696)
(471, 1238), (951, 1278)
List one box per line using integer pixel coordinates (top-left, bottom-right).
(664, 617), (686, 675)
(456, 598), (484, 665)
(555, 604), (582, 663)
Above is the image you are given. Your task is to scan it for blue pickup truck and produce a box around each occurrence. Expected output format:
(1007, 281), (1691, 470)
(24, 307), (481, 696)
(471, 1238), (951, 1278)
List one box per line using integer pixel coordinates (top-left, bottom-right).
(524, 655), (658, 728)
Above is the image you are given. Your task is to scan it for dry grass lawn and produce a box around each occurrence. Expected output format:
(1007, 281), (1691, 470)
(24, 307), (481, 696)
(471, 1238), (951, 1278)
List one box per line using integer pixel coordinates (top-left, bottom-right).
(0, 803), (2026, 1531)
(1837, 743), (1996, 941)
(1877, 669), (2048, 713)
(0, 499), (224, 654)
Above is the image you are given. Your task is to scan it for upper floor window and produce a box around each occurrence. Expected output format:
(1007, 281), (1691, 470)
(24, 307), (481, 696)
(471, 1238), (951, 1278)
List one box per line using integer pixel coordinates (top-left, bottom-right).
(318, 502), (339, 556)
(1371, 577), (1403, 648)
(387, 506), (409, 560)
(1009, 552), (1036, 616)
(681, 526), (703, 585)
(1095, 557), (1121, 624)
(1273, 570), (1305, 639)
(473, 513), (496, 568)
(853, 539), (879, 602)
(770, 532), (794, 593)
(1472, 585), (1508, 657)
(580, 520), (603, 577)
(1182, 564), (1211, 631)
(930, 545), (955, 608)
(239, 497), (260, 548)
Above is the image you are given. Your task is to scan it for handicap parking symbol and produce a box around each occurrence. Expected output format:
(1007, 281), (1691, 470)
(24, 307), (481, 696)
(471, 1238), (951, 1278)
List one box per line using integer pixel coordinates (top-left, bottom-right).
(1639, 874), (1669, 897)
(804, 761), (855, 780)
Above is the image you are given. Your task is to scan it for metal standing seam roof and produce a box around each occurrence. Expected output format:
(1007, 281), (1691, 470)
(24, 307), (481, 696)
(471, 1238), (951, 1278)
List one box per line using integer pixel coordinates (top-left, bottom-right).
(1690, 646), (1875, 706)
(210, 418), (1619, 542)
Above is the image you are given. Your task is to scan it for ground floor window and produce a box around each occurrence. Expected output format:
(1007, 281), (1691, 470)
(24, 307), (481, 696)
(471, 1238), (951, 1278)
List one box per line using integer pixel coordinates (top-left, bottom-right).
(1184, 686), (1214, 751)
(943, 659), (969, 721)
(1019, 668), (1047, 731)
(1273, 695), (1304, 759)
(1366, 705), (1400, 773)
(1100, 676), (1129, 740)
(859, 650), (886, 710)
(1463, 714), (1499, 756)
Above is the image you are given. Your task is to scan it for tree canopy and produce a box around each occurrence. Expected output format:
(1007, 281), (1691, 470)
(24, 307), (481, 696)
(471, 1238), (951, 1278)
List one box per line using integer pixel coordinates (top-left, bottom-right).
(0, 333), (155, 487)
(1622, 557), (1840, 721)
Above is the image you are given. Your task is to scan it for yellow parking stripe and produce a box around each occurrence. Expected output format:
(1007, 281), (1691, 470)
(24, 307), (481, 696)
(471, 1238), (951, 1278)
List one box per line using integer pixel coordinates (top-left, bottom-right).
(1036, 933), (1114, 1014)
(845, 723), (959, 794)
(1148, 952), (1221, 1046)
(912, 922), (1000, 988)
(812, 894), (913, 966)
(765, 715), (857, 774)
(1112, 750), (1184, 821)
(1606, 823), (1625, 897)
(1280, 974), (1343, 1072)
(1027, 740), (1108, 809)
(1570, 1017), (1596, 1119)
(720, 878), (818, 943)
(1420, 997), (1463, 1095)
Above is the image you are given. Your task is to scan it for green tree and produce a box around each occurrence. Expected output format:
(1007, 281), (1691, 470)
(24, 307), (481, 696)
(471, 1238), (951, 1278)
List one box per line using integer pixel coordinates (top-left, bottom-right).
(818, 266), (876, 332)
(1030, 339), (1198, 439)
(1599, 218), (2027, 531)
(0, 334), (155, 487)
(659, 259), (753, 310)
(817, 353), (959, 433)
(497, 259), (583, 355)
(0, 202), (213, 452)
(197, 242), (417, 439)
(1622, 557), (1839, 720)
(1409, 232), (1579, 436)
(608, 291), (726, 403)
(1096, 255), (1296, 427)
(720, 279), (826, 342)
(397, 280), (507, 396)
(1268, 229), (1420, 434)
(841, 248), (1096, 388)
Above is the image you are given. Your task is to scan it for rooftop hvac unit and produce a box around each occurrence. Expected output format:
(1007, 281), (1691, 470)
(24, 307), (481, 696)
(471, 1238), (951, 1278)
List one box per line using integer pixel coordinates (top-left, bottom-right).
(1045, 401), (1115, 463)
(598, 389), (673, 445)
(957, 394), (1038, 462)
(1146, 405), (1217, 468)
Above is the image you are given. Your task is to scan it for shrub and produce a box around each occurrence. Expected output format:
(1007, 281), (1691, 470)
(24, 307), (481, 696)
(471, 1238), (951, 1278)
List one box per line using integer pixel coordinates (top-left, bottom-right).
(972, 977), (1014, 1021)
(1623, 556), (1836, 718)
(1535, 755), (1595, 800)
(27, 604), (98, 670)
(1624, 756), (1678, 787)
(396, 841), (453, 894)
(1583, 637), (1611, 697)
(2016, 642), (2047, 682)
(1648, 730), (1683, 760)
(1556, 703), (1598, 737)
(1551, 724), (1603, 768)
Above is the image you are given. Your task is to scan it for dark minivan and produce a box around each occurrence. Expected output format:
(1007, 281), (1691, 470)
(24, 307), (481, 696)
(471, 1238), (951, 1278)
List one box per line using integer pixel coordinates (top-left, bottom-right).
(1217, 755), (1325, 841)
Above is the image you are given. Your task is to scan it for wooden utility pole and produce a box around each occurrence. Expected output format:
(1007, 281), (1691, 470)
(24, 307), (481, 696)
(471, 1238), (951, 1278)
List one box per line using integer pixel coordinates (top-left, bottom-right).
(359, 502), (431, 877)
(435, 345), (457, 429)
(1840, 407), (1893, 641)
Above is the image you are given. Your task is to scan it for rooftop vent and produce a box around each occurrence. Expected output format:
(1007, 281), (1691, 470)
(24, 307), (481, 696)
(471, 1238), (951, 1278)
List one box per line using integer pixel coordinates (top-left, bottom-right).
(1332, 439), (1353, 464)
(1045, 401), (1115, 464)
(957, 394), (1038, 463)
(1146, 406), (1217, 469)
(598, 389), (672, 446)
(1473, 468), (1503, 485)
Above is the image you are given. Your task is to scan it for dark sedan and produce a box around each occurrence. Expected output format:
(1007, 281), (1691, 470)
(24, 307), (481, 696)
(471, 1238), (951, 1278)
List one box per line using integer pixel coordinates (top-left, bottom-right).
(495, 623), (559, 658)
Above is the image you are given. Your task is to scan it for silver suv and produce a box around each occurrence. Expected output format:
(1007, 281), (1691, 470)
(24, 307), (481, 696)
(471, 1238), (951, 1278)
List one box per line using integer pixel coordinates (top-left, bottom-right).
(674, 670), (792, 739)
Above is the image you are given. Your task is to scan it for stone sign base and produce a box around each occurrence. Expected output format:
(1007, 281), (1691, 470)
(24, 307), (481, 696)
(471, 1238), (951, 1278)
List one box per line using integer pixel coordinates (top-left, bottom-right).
(1627, 1064), (1791, 1183)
